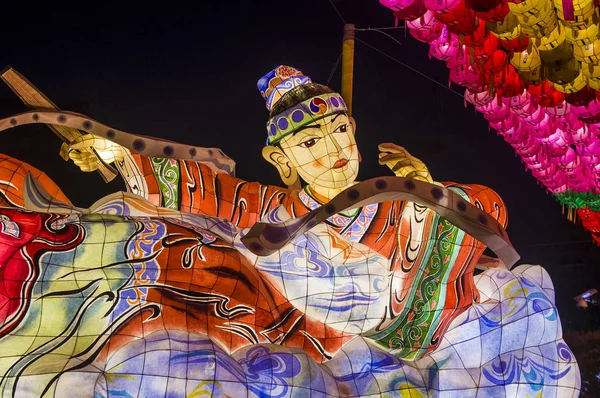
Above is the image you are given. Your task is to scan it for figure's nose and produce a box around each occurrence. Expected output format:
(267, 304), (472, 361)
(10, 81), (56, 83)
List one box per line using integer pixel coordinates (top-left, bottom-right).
(325, 132), (343, 155)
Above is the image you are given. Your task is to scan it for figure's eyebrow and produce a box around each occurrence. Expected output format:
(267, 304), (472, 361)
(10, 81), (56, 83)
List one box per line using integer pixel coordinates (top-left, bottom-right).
(331, 113), (344, 122)
(292, 123), (321, 135)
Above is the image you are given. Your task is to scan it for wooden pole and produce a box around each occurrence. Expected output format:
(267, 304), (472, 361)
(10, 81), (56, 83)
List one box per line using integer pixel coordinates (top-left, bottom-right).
(341, 24), (355, 116)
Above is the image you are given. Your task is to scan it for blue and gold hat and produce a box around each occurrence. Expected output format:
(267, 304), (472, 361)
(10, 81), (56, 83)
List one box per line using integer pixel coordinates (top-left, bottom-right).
(258, 66), (348, 145)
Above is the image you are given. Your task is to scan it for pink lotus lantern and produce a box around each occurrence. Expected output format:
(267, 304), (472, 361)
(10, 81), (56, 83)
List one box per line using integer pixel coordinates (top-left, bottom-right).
(571, 100), (600, 124)
(476, 95), (504, 114)
(407, 10), (436, 30)
(524, 117), (553, 138)
(525, 152), (552, 171)
(552, 147), (582, 175)
(424, 0), (461, 12)
(589, 122), (600, 136)
(581, 139), (600, 165)
(532, 163), (559, 183)
(541, 129), (570, 156)
(570, 177), (591, 192)
(489, 115), (517, 133)
(567, 124), (591, 147)
(544, 172), (568, 190)
(465, 88), (494, 106)
(505, 92), (538, 118)
(483, 104), (510, 122)
(379, 0), (416, 10)
(449, 66), (482, 88)
(501, 125), (525, 144)
(521, 107), (544, 126)
(408, 11), (444, 43)
(446, 47), (470, 69)
(548, 184), (569, 194)
(514, 135), (541, 157)
(429, 26), (460, 61)
(545, 101), (571, 119)
(552, 113), (580, 131)
(409, 25), (444, 43)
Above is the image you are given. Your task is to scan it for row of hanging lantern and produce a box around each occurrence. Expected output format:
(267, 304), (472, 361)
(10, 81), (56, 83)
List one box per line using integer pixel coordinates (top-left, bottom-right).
(380, 0), (600, 240)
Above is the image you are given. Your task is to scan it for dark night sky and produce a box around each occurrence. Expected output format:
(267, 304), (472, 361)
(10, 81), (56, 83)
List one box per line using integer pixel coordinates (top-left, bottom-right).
(0, 1), (597, 328)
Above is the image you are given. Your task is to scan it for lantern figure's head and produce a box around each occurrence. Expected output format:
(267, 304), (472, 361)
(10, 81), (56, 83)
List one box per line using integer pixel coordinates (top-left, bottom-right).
(258, 66), (360, 189)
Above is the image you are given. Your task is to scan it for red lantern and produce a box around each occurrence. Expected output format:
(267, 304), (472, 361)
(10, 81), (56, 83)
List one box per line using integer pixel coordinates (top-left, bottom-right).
(475, 2), (510, 22)
(474, 34), (500, 61)
(528, 81), (565, 107)
(499, 34), (529, 52)
(494, 65), (525, 97)
(482, 49), (508, 74)
(565, 86), (597, 107)
(462, 20), (489, 47)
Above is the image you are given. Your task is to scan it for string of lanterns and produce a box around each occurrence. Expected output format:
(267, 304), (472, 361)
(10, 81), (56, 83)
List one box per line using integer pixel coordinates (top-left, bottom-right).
(380, 0), (600, 244)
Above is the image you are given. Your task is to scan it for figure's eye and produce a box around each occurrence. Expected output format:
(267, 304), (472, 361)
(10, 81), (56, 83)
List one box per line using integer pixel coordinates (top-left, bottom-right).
(299, 138), (320, 148)
(335, 124), (348, 133)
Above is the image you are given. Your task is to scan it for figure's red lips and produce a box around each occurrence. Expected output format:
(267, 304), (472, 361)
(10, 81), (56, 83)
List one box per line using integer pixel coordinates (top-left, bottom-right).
(333, 159), (348, 169)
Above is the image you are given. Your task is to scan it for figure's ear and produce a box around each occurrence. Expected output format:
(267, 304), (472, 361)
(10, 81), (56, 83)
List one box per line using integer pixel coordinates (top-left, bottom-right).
(348, 116), (362, 163)
(262, 145), (299, 188)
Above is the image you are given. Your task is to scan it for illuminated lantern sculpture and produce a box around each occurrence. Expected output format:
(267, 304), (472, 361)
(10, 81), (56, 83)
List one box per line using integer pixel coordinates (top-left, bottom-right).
(0, 63), (581, 396)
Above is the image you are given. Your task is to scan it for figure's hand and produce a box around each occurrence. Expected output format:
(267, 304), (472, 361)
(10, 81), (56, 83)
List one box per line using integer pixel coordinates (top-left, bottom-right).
(378, 143), (433, 183)
(61, 134), (125, 172)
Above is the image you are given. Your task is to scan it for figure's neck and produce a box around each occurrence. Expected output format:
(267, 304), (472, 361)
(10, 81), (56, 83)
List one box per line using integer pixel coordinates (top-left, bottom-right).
(306, 183), (355, 203)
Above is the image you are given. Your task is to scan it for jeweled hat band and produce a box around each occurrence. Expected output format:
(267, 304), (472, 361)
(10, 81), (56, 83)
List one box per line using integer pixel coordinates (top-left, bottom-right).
(265, 93), (348, 145)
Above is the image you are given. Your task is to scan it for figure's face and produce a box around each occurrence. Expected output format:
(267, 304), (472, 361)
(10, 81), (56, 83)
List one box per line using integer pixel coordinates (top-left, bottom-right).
(278, 113), (359, 188)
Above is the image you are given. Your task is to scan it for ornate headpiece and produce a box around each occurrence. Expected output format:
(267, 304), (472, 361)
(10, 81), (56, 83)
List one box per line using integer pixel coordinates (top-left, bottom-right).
(257, 65), (348, 145)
